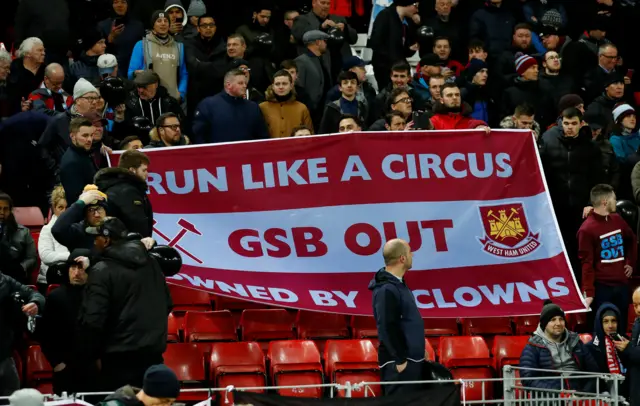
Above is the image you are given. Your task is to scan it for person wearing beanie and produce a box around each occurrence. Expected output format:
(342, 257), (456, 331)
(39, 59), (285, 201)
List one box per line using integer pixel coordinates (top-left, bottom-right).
(97, 0), (145, 79)
(68, 30), (107, 87)
(558, 94), (585, 117)
(8, 389), (44, 406)
(495, 23), (536, 88)
(520, 299), (599, 391)
(585, 73), (626, 136)
(460, 58), (495, 125)
(98, 365), (180, 406)
(539, 50), (577, 110)
(610, 104), (640, 165)
(128, 10), (188, 102)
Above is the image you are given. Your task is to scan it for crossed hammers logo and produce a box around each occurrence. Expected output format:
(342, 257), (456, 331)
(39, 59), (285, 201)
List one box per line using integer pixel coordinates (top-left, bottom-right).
(152, 219), (203, 264)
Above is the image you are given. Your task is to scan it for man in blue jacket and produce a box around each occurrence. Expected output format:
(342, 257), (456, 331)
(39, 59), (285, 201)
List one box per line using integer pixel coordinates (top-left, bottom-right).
(519, 300), (599, 392)
(369, 238), (425, 396)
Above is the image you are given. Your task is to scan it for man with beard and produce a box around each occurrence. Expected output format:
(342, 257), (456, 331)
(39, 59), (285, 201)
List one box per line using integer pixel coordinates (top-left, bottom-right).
(495, 23), (536, 90)
(124, 71), (184, 128)
(60, 118), (98, 205)
(419, 0), (465, 62)
(586, 74), (627, 137)
(236, 3), (275, 58)
(146, 112), (189, 148)
(539, 50), (576, 109)
(429, 83), (490, 131)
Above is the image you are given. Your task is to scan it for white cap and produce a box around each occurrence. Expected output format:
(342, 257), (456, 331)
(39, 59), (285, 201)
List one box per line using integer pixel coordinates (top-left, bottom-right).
(73, 78), (98, 100)
(9, 389), (44, 406)
(97, 54), (117, 75)
(613, 103), (635, 123)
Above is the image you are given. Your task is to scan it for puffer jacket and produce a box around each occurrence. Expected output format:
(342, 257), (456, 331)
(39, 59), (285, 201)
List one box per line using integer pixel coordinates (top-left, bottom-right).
(259, 87), (313, 138)
(37, 215), (70, 284)
(124, 86), (185, 128)
(76, 239), (173, 358)
(0, 224), (38, 283)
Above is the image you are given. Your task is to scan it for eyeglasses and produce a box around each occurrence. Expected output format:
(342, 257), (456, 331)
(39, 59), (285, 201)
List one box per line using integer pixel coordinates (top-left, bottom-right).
(199, 23), (216, 28)
(87, 206), (105, 214)
(546, 55), (560, 61)
(81, 96), (101, 102)
(161, 124), (180, 130)
(394, 97), (413, 104)
(239, 67), (251, 72)
(602, 54), (619, 60)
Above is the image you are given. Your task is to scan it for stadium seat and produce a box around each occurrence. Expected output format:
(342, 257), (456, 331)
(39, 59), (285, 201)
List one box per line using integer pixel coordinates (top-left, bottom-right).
(163, 343), (209, 401)
(184, 310), (237, 342)
(579, 333), (593, 344)
(439, 337), (494, 401)
(268, 340), (323, 398)
(566, 313), (589, 333)
(492, 336), (530, 374)
(210, 342), (267, 394)
(168, 284), (212, 313)
(513, 316), (538, 335)
(240, 309), (295, 352)
(324, 339), (381, 398)
(46, 284), (60, 296)
(12, 350), (22, 385)
(297, 311), (350, 354)
(168, 313), (181, 342)
(462, 317), (513, 350)
(424, 318), (459, 356)
(14, 207), (45, 228)
(26, 345), (52, 394)
(350, 316), (378, 339)
(214, 295), (268, 311)
(425, 338), (436, 361)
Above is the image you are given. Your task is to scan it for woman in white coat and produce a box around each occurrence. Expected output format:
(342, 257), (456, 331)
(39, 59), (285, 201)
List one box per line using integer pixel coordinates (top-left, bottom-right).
(37, 186), (69, 292)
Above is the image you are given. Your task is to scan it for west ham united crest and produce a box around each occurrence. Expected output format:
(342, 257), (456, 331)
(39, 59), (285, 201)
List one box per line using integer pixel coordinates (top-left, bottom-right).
(478, 203), (541, 258)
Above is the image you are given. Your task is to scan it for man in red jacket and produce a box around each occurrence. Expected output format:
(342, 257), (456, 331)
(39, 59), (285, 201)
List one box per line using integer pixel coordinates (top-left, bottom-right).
(578, 184), (637, 325)
(429, 83), (490, 131)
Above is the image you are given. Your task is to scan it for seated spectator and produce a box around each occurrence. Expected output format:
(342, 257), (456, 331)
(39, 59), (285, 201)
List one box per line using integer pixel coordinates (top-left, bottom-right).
(319, 71), (368, 134)
(500, 104), (541, 140)
(432, 37), (464, 79)
(60, 118), (99, 205)
(429, 83), (489, 130)
(98, 364), (180, 406)
(586, 74), (626, 137)
(584, 44), (624, 106)
(28, 63), (72, 116)
(227, 59), (265, 103)
(610, 104), (640, 165)
(192, 69), (268, 143)
(539, 50), (577, 110)
(385, 111), (408, 131)
(37, 185), (69, 290)
(291, 126), (312, 137)
(69, 30), (107, 87)
(8, 37), (45, 115)
(52, 186), (108, 251)
(338, 114), (363, 133)
(523, 1), (567, 29)
(259, 70), (313, 138)
(469, 0), (515, 57)
(0, 192), (37, 284)
(146, 112), (190, 148)
(374, 62), (426, 122)
(520, 300), (599, 391)
(119, 136), (143, 150)
(460, 58), (494, 125)
(124, 71), (185, 128)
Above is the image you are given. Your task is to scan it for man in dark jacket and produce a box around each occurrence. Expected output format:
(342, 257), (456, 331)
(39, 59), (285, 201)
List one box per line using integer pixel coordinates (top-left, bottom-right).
(586, 74), (627, 137)
(0, 272), (44, 395)
(97, 0), (146, 77)
(469, 0), (516, 57)
(60, 117), (100, 205)
(124, 71), (185, 129)
(369, 238), (425, 396)
(495, 23), (536, 89)
(583, 44), (623, 106)
(561, 17), (610, 88)
(94, 149), (153, 237)
(98, 364), (180, 406)
(52, 187), (108, 252)
(319, 71), (368, 134)
(539, 50), (577, 111)
(40, 248), (93, 395)
(76, 217), (172, 390)
(68, 30), (107, 88)
(419, 0), (465, 62)
(520, 300), (599, 392)
(192, 69), (268, 143)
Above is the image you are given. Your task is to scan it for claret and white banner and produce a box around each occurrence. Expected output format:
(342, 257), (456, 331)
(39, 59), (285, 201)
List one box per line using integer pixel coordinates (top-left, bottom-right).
(111, 130), (587, 317)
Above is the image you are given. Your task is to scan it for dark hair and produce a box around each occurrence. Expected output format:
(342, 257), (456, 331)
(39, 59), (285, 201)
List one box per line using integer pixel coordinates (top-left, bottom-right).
(514, 104), (536, 117)
(70, 117), (94, 133)
(468, 39), (486, 52)
(440, 82), (459, 96)
(543, 50), (559, 62)
(387, 86), (411, 110)
(197, 15), (215, 26)
(290, 125), (313, 136)
(0, 192), (17, 234)
(390, 61), (411, 75)
(118, 149), (150, 170)
(514, 23), (532, 33)
(156, 112), (179, 129)
(433, 36), (450, 45)
(562, 107), (583, 121)
(339, 114), (363, 128)
(272, 69), (293, 83)
(119, 136), (142, 150)
(385, 111), (406, 126)
(280, 59), (298, 71)
(337, 70), (359, 84)
(590, 184), (615, 206)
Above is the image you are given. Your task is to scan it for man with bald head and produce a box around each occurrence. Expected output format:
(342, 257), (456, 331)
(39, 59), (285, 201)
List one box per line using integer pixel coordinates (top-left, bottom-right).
(369, 238), (425, 395)
(28, 63), (72, 115)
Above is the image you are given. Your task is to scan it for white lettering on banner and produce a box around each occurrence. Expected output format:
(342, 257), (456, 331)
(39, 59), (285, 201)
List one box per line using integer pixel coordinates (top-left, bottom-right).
(310, 290), (358, 308)
(242, 158), (329, 190)
(341, 155), (372, 181)
(381, 153), (513, 180)
(147, 168), (228, 194)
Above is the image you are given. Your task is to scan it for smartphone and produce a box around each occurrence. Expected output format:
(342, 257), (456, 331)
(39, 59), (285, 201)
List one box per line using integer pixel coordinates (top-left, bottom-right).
(114, 17), (124, 27)
(413, 111), (431, 130)
(176, 17), (183, 24)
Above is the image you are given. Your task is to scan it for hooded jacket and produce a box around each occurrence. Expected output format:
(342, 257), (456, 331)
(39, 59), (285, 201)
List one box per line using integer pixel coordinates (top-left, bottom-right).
(259, 87), (313, 138)
(368, 268), (425, 367)
(585, 304), (629, 372)
(60, 144), (99, 205)
(165, 0), (197, 42)
(124, 86), (185, 127)
(429, 102), (487, 130)
(469, 3), (516, 56)
(76, 239), (173, 359)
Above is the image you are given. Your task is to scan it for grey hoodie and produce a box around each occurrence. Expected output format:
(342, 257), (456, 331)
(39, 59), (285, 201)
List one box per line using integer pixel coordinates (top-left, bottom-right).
(164, 0), (187, 26)
(533, 325), (580, 372)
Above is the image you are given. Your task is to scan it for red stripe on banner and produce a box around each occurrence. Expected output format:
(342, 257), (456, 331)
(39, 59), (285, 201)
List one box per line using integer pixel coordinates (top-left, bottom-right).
(118, 130), (544, 214)
(168, 253), (585, 318)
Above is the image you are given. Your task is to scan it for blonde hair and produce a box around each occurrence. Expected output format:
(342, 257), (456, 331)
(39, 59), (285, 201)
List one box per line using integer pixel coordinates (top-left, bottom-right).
(50, 185), (66, 208)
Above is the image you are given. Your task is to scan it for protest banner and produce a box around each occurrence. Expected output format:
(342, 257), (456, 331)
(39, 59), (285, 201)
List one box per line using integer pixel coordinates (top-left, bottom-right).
(111, 130), (586, 317)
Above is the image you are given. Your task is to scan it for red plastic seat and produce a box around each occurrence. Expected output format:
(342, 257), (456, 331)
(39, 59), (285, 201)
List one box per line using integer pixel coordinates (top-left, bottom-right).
(439, 337), (494, 401)
(579, 333), (593, 344)
(214, 295), (268, 311)
(163, 343), (209, 401)
(14, 207), (45, 228)
(566, 313), (589, 333)
(452, 367), (495, 401)
(424, 318), (459, 336)
(462, 317), (513, 350)
(513, 316), (538, 335)
(351, 316), (378, 339)
(240, 309), (295, 352)
(26, 345), (53, 394)
(324, 339), (381, 398)
(46, 284), (60, 296)
(425, 338), (436, 361)
(168, 313), (181, 342)
(184, 310), (237, 342)
(492, 336), (530, 374)
(297, 311), (349, 354)
(168, 284), (212, 313)
(210, 342), (266, 394)
(268, 340), (323, 398)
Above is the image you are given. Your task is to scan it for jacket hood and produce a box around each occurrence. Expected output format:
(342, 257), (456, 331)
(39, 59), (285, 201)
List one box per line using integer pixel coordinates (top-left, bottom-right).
(531, 324), (580, 349)
(94, 167), (148, 194)
(103, 385), (143, 406)
(102, 239), (150, 268)
(592, 302), (623, 346)
(165, 0), (188, 26)
(433, 101), (474, 116)
(146, 32), (175, 46)
(368, 267), (403, 290)
(265, 86), (296, 103)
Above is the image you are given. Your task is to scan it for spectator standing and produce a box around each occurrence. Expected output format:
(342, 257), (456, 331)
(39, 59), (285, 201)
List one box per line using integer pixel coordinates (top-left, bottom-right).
(420, 0), (465, 62)
(0, 193), (38, 284)
(146, 112), (190, 148)
(369, 0), (419, 90)
(499, 104), (541, 140)
(8, 38), (46, 115)
(52, 187), (108, 252)
(68, 30), (107, 87)
(538, 50), (576, 110)
(273, 10), (300, 65)
(373, 62), (427, 123)
(0, 50), (11, 121)
(578, 184), (636, 322)
(259, 70), (313, 138)
(562, 16), (609, 85)
(128, 11), (188, 102)
(98, 364), (180, 406)
(28, 63), (73, 116)
(97, 0), (145, 78)
(60, 118), (99, 205)
(411, 54), (444, 105)
(294, 31), (332, 126)
(432, 37), (465, 78)
(164, 0), (193, 42)
(227, 59), (265, 103)
(495, 23), (536, 86)
(319, 71), (368, 134)
(460, 58), (494, 126)
(95, 150), (153, 237)
(76, 217), (172, 390)
(236, 3), (275, 58)
(124, 71), (185, 128)
(469, 0), (516, 57)
(326, 56), (377, 123)
(430, 83), (489, 130)
(584, 44), (626, 105)
(610, 104), (640, 165)
(192, 69), (268, 143)
(586, 74), (626, 137)
(37, 186), (70, 290)
(368, 87), (418, 131)
(369, 238), (425, 396)
(586, 111), (621, 196)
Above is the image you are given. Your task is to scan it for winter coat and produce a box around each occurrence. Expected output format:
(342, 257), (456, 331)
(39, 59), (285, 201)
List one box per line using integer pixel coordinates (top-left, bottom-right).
(38, 110), (79, 180)
(624, 317), (640, 406)
(429, 102), (487, 130)
(76, 239), (173, 358)
(539, 126), (604, 210)
(520, 328), (599, 391)
(539, 73), (577, 112)
(419, 13), (465, 62)
(97, 15), (146, 76)
(631, 162), (640, 204)
(584, 66), (623, 106)
(60, 144), (99, 206)
(562, 33), (609, 88)
(124, 86), (185, 129)
(469, 4), (516, 56)
(0, 224), (37, 283)
(52, 201), (96, 252)
(28, 84), (73, 116)
(294, 52), (332, 112)
(145, 134), (190, 148)
(326, 81), (377, 125)
(501, 79), (554, 129)
(192, 92), (268, 144)
(610, 131), (640, 165)
(495, 46), (538, 90)
(94, 168), (153, 237)
(7, 59), (45, 114)
(319, 97), (368, 135)
(499, 115), (541, 140)
(184, 35), (228, 116)
(368, 268), (425, 367)
(37, 215), (70, 284)
(259, 88), (313, 138)
(69, 52), (101, 88)
(0, 274), (44, 360)
(586, 95), (623, 137)
(236, 23), (276, 59)
(460, 81), (497, 127)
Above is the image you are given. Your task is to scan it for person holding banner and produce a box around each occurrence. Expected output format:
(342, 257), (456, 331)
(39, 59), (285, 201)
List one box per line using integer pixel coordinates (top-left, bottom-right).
(370, 238), (425, 396)
(429, 83), (490, 131)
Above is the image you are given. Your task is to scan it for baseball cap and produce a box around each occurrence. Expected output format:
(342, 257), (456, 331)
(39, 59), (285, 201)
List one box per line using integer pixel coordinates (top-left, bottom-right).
(85, 217), (128, 240)
(98, 54), (118, 76)
(303, 30), (330, 44)
(134, 70), (160, 87)
(343, 56), (369, 71)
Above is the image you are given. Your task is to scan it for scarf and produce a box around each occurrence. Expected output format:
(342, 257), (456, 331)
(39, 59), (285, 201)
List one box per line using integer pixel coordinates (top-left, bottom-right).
(605, 336), (626, 374)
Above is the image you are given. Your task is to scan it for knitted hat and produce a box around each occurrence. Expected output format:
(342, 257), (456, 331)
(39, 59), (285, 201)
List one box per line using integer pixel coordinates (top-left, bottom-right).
(604, 73), (625, 89)
(187, 0), (207, 17)
(73, 78), (99, 99)
(80, 184), (108, 210)
(143, 365), (181, 399)
(466, 58), (488, 79)
(80, 29), (105, 52)
(151, 10), (168, 27)
(540, 299), (565, 329)
(558, 94), (584, 114)
(584, 109), (606, 131)
(540, 9), (563, 29)
(613, 104), (635, 123)
(515, 53), (537, 76)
